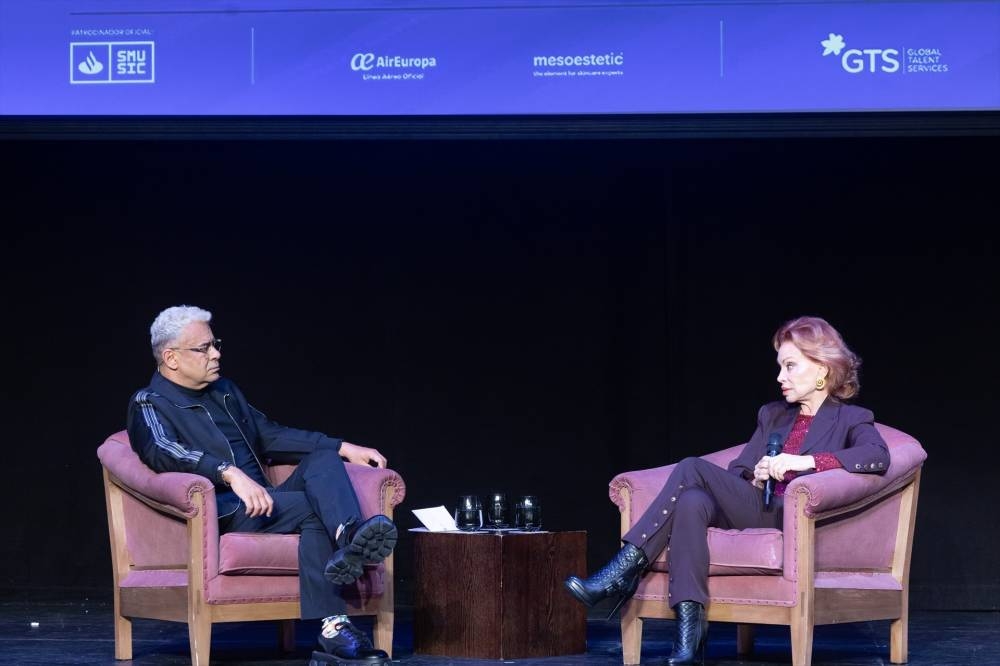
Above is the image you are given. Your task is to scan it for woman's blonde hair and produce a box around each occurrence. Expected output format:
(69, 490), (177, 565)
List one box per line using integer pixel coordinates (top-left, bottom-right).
(773, 316), (861, 400)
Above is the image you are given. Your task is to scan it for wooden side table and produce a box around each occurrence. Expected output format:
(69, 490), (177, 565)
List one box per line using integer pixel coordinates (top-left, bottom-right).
(412, 530), (587, 659)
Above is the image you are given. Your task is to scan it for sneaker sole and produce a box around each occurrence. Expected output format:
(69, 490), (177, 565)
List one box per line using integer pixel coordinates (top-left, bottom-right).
(324, 556), (364, 585)
(309, 650), (390, 665)
(349, 515), (398, 564)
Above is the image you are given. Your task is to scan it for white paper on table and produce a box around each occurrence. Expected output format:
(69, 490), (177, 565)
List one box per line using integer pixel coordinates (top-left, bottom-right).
(411, 505), (459, 532)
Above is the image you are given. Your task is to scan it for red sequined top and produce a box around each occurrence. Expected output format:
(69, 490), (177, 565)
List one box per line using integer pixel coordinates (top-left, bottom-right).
(775, 413), (843, 497)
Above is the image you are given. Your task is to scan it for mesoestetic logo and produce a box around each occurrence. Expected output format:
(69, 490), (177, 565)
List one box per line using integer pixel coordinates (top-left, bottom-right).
(532, 53), (624, 68)
(531, 51), (625, 78)
(820, 33), (899, 73)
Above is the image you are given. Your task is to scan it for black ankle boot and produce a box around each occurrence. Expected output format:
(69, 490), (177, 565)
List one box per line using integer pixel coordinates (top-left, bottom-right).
(667, 600), (708, 665)
(564, 543), (648, 617)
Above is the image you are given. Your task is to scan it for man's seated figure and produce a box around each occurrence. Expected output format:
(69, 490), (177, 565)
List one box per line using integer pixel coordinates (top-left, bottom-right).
(127, 304), (396, 664)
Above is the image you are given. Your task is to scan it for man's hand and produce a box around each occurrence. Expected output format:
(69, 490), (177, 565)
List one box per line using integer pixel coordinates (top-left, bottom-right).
(222, 466), (274, 517)
(340, 441), (387, 468)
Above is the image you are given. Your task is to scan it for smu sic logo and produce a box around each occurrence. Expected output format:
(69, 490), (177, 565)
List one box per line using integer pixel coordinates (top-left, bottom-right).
(70, 41), (155, 84)
(820, 33), (899, 74)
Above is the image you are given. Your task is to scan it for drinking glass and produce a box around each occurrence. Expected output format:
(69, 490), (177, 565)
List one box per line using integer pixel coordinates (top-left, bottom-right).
(487, 492), (508, 529)
(515, 495), (542, 531)
(454, 495), (483, 531)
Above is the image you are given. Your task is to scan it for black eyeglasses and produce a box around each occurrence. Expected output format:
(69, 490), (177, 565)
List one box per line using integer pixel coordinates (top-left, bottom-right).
(170, 338), (222, 354)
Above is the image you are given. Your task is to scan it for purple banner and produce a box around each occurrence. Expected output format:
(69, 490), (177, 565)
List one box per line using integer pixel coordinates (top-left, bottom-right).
(1, 0), (998, 115)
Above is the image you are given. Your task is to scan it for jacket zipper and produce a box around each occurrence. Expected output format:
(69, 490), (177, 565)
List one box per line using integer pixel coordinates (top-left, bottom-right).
(167, 396), (269, 519)
(169, 402), (240, 519)
(222, 393), (270, 486)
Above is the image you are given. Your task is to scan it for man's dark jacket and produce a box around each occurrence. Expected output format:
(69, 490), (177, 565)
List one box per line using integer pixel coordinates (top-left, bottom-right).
(127, 372), (342, 517)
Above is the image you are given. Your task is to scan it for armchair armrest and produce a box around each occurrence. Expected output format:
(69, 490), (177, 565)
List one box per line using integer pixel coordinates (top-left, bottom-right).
(609, 444), (746, 521)
(609, 464), (676, 513)
(345, 463), (406, 518)
(99, 436), (221, 575)
(785, 438), (927, 520)
(98, 437), (215, 518)
(109, 470), (215, 519)
(781, 439), (926, 579)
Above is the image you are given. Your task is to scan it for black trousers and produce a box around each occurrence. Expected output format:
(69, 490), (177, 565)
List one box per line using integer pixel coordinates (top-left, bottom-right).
(223, 447), (362, 618)
(622, 457), (782, 607)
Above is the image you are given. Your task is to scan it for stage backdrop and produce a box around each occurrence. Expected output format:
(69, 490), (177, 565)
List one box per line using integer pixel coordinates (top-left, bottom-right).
(2, 135), (997, 611)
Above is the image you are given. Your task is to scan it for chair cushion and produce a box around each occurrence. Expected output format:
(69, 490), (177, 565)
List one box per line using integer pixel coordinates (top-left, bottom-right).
(217, 532), (387, 598)
(647, 527), (783, 576)
(219, 533), (299, 575)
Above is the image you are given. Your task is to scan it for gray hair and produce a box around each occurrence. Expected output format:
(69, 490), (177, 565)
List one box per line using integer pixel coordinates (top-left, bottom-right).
(150, 305), (212, 363)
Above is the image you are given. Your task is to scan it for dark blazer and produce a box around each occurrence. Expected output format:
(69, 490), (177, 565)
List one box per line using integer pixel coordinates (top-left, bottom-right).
(728, 398), (890, 480)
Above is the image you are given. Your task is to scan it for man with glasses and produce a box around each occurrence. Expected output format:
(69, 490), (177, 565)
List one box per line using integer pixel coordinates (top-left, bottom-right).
(127, 305), (395, 665)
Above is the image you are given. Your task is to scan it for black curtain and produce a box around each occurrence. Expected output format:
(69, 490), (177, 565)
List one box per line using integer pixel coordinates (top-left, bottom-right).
(3, 135), (995, 609)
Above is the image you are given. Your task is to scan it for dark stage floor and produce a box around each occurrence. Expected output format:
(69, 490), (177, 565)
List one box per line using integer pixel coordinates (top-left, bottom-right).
(2, 591), (997, 665)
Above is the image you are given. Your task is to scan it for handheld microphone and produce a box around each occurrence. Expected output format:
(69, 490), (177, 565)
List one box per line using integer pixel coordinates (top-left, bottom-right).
(763, 432), (783, 510)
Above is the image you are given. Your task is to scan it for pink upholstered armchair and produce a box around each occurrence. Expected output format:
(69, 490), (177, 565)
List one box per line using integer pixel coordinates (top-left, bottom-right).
(97, 430), (406, 665)
(610, 423), (926, 666)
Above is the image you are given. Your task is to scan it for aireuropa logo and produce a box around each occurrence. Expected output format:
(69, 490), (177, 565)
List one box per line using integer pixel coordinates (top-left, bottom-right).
(349, 52), (437, 81)
(820, 33), (899, 74)
(70, 41), (155, 84)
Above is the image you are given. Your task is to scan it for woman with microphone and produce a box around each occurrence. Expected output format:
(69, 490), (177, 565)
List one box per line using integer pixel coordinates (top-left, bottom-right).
(564, 316), (890, 664)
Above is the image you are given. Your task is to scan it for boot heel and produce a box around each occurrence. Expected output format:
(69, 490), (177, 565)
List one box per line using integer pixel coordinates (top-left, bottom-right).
(605, 592), (628, 620)
(604, 567), (641, 619)
(699, 616), (709, 664)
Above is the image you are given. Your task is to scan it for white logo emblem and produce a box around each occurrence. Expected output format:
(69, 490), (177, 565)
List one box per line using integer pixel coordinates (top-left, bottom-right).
(820, 33), (846, 56)
(351, 53), (376, 71)
(78, 51), (104, 75)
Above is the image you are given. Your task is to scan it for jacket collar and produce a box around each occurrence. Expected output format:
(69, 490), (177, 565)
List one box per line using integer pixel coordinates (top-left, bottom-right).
(149, 371), (223, 407)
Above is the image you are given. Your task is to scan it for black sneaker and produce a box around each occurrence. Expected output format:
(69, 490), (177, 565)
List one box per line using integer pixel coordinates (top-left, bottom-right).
(314, 617), (389, 664)
(324, 515), (398, 585)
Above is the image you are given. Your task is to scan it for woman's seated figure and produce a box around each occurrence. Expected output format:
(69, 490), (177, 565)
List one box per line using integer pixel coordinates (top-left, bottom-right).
(564, 315), (890, 665)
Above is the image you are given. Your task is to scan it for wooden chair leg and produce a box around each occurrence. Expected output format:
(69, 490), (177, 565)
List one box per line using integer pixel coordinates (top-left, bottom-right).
(374, 610), (394, 657)
(188, 616), (212, 666)
(374, 553), (395, 657)
(620, 602), (643, 665)
(790, 613), (814, 666)
(112, 608), (132, 660)
(890, 613), (909, 663)
(736, 623), (755, 655)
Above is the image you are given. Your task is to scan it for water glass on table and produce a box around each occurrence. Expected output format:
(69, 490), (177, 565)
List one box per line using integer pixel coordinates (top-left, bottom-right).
(454, 495), (483, 531)
(487, 492), (509, 529)
(515, 495), (542, 531)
